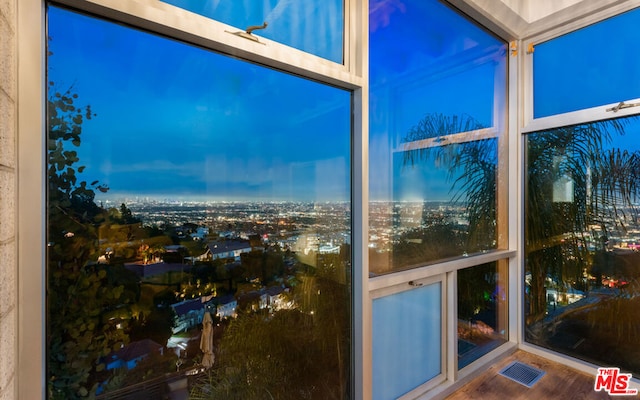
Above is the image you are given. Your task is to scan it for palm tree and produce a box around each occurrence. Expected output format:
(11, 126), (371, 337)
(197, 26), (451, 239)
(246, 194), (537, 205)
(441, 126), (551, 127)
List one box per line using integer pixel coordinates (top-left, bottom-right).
(400, 113), (498, 254)
(524, 119), (637, 324)
(402, 113), (640, 344)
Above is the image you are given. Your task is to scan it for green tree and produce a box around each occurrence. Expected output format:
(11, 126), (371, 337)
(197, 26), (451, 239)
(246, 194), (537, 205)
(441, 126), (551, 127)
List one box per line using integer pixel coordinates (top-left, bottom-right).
(190, 274), (350, 400)
(47, 85), (135, 399)
(240, 248), (285, 284)
(128, 306), (175, 349)
(119, 202), (139, 224)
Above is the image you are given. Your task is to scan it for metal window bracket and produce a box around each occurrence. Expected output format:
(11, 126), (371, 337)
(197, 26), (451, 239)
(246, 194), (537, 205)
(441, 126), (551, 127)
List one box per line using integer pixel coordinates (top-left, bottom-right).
(606, 101), (640, 113)
(510, 41), (518, 57)
(526, 43), (535, 54)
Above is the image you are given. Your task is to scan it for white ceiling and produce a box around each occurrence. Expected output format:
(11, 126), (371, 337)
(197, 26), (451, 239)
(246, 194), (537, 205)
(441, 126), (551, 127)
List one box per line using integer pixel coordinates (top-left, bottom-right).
(500, 0), (583, 22)
(453, 0), (635, 39)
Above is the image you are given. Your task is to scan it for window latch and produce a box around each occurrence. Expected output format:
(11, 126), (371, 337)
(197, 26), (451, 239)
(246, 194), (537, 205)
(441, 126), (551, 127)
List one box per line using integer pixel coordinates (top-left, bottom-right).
(606, 101), (640, 113)
(225, 22), (268, 44)
(245, 22), (268, 35)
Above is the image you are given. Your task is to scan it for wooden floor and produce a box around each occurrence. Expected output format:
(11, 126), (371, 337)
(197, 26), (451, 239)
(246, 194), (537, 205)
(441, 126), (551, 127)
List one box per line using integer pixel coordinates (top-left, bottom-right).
(445, 350), (615, 400)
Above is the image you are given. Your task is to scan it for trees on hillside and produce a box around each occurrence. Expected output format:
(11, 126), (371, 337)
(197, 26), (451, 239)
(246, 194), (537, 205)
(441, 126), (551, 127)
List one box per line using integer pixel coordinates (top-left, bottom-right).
(190, 272), (350, 400)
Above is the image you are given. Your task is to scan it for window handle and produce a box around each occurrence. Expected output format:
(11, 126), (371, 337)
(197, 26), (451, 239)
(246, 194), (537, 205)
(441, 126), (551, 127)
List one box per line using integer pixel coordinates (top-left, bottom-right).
(246, 22), (268, 34)
(606, 101), (640, 113)
(225, 22), (268, 43)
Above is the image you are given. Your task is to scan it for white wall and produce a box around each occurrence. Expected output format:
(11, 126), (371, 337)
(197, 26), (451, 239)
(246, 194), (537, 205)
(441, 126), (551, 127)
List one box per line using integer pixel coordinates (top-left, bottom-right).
(0, 0), (17, 398)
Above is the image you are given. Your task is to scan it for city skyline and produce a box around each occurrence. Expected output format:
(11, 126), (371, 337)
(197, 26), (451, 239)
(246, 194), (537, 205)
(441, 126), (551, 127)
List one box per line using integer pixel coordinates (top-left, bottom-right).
(48, 4), (490, 205)
(49, 3), (640, 205)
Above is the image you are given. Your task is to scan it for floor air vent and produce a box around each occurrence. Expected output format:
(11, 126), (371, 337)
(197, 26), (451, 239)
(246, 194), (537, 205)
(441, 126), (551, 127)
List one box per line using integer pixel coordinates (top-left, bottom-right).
(498, 361), (546, 388)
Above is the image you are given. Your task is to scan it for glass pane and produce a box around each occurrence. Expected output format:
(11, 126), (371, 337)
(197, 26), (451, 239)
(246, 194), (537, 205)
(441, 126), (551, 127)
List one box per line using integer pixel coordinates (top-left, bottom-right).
(161, 0), (344, 64)
(47, 6), (351, 399)
(457, 261), (508, 370)
(372, 282), (442, 400)
(534, 7), (640, 118)
(525, 115), (640, 376)
(369, 0), (507, 275)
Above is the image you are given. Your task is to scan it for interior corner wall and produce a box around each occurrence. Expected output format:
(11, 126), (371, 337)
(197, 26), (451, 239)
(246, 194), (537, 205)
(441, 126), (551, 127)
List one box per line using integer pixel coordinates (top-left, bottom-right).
(0, 0), (18, 399)
(498, 0), (529, 20)
(526, 0), (583, 22)
(498, 0), (586, 22)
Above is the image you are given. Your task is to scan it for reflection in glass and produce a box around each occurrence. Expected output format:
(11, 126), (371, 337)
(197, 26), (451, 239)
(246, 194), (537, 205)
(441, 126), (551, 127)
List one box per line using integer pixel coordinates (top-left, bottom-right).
(370, 133), (499, 272)
(47, 7), (351, 399)
(457, 261), (507, 369)
(162, 0), (344, 63)
(525, 116), (640, 376)
(372, 282), (442, 400)
(368, 0), (507, 275)
(534, 7), (640, 118)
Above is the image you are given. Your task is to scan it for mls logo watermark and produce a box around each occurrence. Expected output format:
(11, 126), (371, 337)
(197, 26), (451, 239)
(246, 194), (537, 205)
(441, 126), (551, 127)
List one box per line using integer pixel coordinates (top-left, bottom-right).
(594, 368), (638, 396)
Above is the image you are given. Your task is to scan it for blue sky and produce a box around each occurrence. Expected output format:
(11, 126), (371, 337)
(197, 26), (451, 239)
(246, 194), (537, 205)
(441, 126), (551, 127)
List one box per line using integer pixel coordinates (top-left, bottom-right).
(534, 8), (640, 118)
(369, 0), (505, 202)
(48, 6), (350, 202)
(162, 0), (343, 63)
(49, 0), (503, 204)
(48, 2), (640, 204)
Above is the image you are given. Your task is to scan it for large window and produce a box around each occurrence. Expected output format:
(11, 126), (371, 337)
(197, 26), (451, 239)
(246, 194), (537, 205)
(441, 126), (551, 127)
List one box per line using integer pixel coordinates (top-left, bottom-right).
(368, 0), (510, 398)
(525, 116), (640, 376)
(525, 5), (640, 378)
(47, 6), (351, 399)
(369, 0), (508, 275)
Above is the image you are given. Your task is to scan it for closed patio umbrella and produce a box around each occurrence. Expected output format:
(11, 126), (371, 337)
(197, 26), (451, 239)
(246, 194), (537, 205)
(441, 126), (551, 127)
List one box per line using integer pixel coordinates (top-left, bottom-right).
(200, 312), (215, 368)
